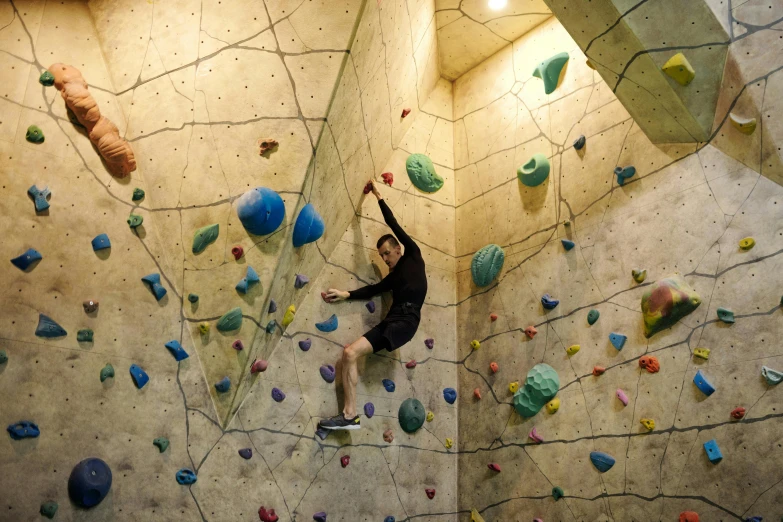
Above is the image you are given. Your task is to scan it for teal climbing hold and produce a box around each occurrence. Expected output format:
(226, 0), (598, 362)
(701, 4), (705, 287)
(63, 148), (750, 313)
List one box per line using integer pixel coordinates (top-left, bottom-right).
(471, 244), (505, 287)
(127, 214), (143, 228)
(292, 203), (325, 247)
(188, 293), (199, 303)
(552, 486), (565, 500)
(532, 52), (569, 94)
(39, 70), (54, 86)
(716, 307), (735, 324)
(26, 125), (44, 143)
(28, 185), (50, 212)
(265, 320), (277, 333)
(587, 309), (600, 325)
(236, 266), (260, 294)
(153, 437), (170, 453)
(100, 364), (114, 382)
(192, 223), (219, 254)
(217, 307), (243, 332)
(561, 239), (575, 251)
(703, 439), (722, 463)
(130, 364), (149, 389)
(77, 329), (94, 342)
(0, 350), (7, 364)
(11, 248), (42, 270)
(761, 366), (783, 385)
(316, 314), (338, 332)
(35, 313), (67, 338)
(215, 376), (231, 393)
(406, 153), (444, 193)
(91, 233), (111, 251)
(589, 451), (616, 473)
(512, 363), (560, 418)
(614, 166), (636, 186)
(40, 501), (58, 519)
(609, 333), (626, 350)
(165, 340), (189, 361)
(517, 154), (550, 187)
(132, 188), (145, 201)
(398, 398), (426, 433)
(141, 273), (167, 301)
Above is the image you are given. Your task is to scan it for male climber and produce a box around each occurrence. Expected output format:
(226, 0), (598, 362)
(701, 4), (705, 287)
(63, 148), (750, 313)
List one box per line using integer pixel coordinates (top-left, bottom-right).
(318, 180), (427, 431)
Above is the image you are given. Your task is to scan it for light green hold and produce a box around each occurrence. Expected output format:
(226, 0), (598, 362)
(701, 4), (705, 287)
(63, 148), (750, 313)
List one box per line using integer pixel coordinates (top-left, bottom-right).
(77, 329), (94, 342)
(217, 307), (243, 332)
(513, 363), (560, 418)
(100, 363), (114, 382)
(40, 501), (58, 519)
(25, 125), (45, 143)
(0, 350), (7, 364)
(405, 154), (443, 193)
(192, 223), (219, 254)
(471, 244), (505, 287)
(39, 70), (55, 86)
(153, 437), (170, 453)
(532, 52), (569, 95)
(127, 214), (143, 228)
(132, 188), (145, 201)
(517, 154), (550, 187)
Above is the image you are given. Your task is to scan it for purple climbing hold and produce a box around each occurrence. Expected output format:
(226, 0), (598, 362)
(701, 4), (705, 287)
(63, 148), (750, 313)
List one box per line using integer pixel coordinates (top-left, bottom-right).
(425, 338), (434, 349)
(232, 339), (244, 351)
(268, 299), (277, 313)
(315, 426), (329, 440)
(366, 301), (376, 313)
(272, 387), (286, 402)
(383, 379), (396, 392)
(295, 274), (310, 289)
(238, 448), (252, 460)
(313, 512), (327, 522)
(299, 338), (312, 351)
(320, 364), (336, 383)
(364, 402), (375, 418)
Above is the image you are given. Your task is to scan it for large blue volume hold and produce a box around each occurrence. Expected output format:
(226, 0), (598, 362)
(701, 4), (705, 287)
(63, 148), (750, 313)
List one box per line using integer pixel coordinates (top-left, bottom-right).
(292, 203), (325, 247)
(315, 314), (338, 332)
(91, 234), (111, 251)
(443, 387), (457, 404)
(11, 248), (42, 270)
(589, 451), (616, 472)
(693, 369), (715, 396)
(471, 244), (505, 287)
(35, 313), (67, 338)
(141, 273), (167, 301)
(164, 340), (189, 361)
(68, 458), (112, 507)
(236, 187), (285, 235)
(704, 439), (722, 463)
(129, 364), (149, 389)
(7, 420), (40, 440)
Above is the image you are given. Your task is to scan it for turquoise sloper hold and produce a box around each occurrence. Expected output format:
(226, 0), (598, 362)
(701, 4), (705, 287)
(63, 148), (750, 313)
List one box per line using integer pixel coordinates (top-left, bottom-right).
(35, 313), (67, 338)
(236, 187), (285, 235)
(265, 320), (277, 333)
(589, 451), (616, 473)
(761, 366), (783, 385)
(517, 153), (551, 187)
(471, 244), (505, 287)
(129, 364), (149, 389)
(561, 239), (575, 251)
(614, 166), (636, 186)
(609, 333), (627, 350)
(513, 363), (560, 418)
(141, 273), (167, 301)
(165, 340), (189, 362)
(405, 153), (444, 193)
(217, 307), (243, 332)
(316, 314), (338, 332)
(716, 307), (735, 323)
(11, 248), (42, 270)
(292, 203), (325, 247)
(192, 223), (219, 254)
(215, 376), (231, 393)
(91, 233), (111, 251)
(587, 309), (600, 325)
(532, 51), (569, 94)
(235, 266), (260, 294)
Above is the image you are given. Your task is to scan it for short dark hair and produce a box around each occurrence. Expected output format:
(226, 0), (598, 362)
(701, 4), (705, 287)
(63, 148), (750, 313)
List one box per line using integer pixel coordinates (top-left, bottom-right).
(376, 234), (399, 249)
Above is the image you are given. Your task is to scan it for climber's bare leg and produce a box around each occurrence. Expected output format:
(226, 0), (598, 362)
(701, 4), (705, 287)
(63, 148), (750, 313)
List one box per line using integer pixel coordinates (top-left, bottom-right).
(341, 336), (374, 418)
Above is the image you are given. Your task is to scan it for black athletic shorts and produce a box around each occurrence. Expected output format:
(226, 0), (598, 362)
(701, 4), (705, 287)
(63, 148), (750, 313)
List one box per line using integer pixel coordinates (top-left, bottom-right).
(363, 302), (421, 353)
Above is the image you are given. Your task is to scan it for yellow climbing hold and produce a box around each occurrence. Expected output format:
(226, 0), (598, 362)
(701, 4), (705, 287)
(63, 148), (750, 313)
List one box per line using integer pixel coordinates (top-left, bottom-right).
(282, 305), (296, 327)
(546, 397), (560, 414)
(566, 344), (580, 356)
(470, 339), (481, 350)
(445, 437), (453, 449)
(426, 411), (434, 422)
(470, 509), (486, 522)
(640, 418), (655, 431)
(739, 237), (755, 250)
(198, 322), (210, 334)
(662, 53), (695, 86)
(694, 348), (710, 360)
(586, 59), (596, 70)
(730, 113), (757, 135)
(509, 381), (519, 393)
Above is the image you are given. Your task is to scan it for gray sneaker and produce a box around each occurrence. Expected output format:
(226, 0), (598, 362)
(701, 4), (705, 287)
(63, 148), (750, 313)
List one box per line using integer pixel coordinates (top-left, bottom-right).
(319, 414), (361, 431)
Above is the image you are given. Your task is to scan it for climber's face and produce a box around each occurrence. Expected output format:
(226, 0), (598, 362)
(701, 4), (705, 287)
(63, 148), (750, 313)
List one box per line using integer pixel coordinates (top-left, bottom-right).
(378, 239), (402, 270)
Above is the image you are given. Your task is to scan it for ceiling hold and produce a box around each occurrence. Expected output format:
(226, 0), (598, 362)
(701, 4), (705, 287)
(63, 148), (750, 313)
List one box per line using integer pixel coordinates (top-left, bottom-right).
(436, 0), (551, 81)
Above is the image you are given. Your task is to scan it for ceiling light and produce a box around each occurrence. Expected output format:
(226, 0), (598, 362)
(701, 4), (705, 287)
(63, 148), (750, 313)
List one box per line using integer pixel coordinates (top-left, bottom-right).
(488, 0), (507, 10)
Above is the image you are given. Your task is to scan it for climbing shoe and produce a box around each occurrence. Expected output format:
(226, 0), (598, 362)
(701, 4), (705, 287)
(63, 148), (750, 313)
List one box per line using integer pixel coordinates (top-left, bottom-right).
(319, 414), (361, 431)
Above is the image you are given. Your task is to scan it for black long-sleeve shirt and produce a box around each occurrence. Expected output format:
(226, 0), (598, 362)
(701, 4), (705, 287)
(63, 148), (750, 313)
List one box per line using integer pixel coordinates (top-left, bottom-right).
(348, 199), (427, 309)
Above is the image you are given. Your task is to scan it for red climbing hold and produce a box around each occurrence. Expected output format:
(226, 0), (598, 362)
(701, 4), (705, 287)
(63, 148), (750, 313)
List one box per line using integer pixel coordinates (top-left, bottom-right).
(251, 359), (268, 374)
(731, 407), (746, 420)
(320, 292), (334, 303)
(381, 172), (394, 186)
(401, 108), (411, 118)
(639, 355), (660, 373)
(231, 246), (244, 260)
(406, 360), (417, 369)
(592, 366), (605, 376)
(425, 488), (436, 499)
(341, 455), (350, 468)
(679, 512), (699, 522)
(363, 181), (373, 194)
(473, 388), (481, 399)
(524, 326), (538, 339)
(487, 463), (501, 472)
(258, 506), (279, 522)
(490, 313), (498, 322)
(490, 362), (499, 373)
(232, 340), (244, 351)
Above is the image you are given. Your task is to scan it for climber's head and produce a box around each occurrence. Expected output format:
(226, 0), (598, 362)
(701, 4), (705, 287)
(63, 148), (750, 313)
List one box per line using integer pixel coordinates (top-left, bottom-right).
(377, 234), (402, 270)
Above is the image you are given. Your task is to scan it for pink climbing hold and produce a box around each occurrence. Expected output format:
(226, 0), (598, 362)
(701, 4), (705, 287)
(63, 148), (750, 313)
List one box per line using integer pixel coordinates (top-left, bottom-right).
(528, 427), (543, 443)
(321, 292), (334, 303)
(524, 326), (538, 339)
(258, 507), (279, 522)
(592, 366), (605, 376)
(232, 340), (244, 351)
(406, 360), (417, 369)
(340, 455), (350, 468)
(490, 313), (498, 322)
(381, 172), (394, 186)
(383, 429), (394, 443)
(487, 463), (501, 472)
(251, 359), (268, 374)
(401, 108), (411, 118)
(231, 246), (244, 260)
(363, 181), (373, 194)
(731, 407), (746, 420)
(490, 362), (499, 373)
(473, 388), (481, 399)
(616, 388), (629, 406)
(424, 338), (434, 349)
(425, 488), (436, 499)
(534, 519), (543, 522)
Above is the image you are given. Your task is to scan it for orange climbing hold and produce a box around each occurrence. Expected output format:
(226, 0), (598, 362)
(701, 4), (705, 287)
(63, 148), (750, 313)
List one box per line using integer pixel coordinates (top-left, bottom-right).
(524, 326), (538, 339)
(490, 313), (498, 322)
(490, 362), (499, 373)
(679, 512), (699, 522)
(592, 366), (605, 376)
(639, 355), (660, 373)
(731, 407), (746, 420)
(473, 388), (481, 399)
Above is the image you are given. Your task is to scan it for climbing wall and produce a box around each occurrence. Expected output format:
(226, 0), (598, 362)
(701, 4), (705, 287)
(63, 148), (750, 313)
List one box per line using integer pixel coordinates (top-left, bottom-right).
(454, 14), (783, 522)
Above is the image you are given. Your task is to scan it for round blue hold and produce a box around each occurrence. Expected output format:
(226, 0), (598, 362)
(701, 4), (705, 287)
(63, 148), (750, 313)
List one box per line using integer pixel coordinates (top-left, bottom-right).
(382, 379), (395, 392)
(292, 203), (325, 247)
(364, 402), (375, 418)
(236, 187), (285, 236)
(443, 387), (457, 404)
(68, 458), (112, 507)
(175, 468), (197, 485)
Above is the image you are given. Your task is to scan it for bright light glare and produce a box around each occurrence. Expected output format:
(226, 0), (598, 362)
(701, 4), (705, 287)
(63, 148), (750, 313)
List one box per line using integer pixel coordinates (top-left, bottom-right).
(488, 0), (507, 10)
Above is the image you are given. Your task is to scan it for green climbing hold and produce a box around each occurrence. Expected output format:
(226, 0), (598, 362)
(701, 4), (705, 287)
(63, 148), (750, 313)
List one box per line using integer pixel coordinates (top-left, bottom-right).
(471, 244), (505, 287)
(132, 188), (145, 201)
(587, 309), (600, 325)
(127, 214), (143, 228)
(40, 501), (58, 519)
(662, 52), (695, 86)
(153, 437), (170, 453)
(25, 125), (45, 143)
(552, 486), (564, 500)
(217, 307), (243, 332)
(406, 154), (443, 193)
(517, 154), (550, 187)
(192, 223), (219, 254)
(398, 398), (426, 433)
(39, 70), (54, 86)
(532, 52), (569, 94)
(100, 364), (114, 382)
(77, 329), (94, 342)
(188, 293), (199, 303)
(0, 350), (7, 364)
(716, 307), (735, 324)
(513, 363), (560, 418)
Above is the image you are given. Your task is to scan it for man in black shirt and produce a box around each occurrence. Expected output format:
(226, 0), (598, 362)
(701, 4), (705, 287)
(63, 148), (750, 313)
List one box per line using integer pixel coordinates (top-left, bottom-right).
(319, 180), (427, 431)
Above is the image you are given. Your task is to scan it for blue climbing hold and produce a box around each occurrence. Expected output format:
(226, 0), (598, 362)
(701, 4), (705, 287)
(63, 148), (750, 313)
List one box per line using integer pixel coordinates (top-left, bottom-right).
(693, 369), (715, 396)
(215, 376), (231, 393)
(471, 244), (505, 287)
(35, 313), (67, 338)
(91, 234), (111, 251)
(28, 185), (51, 212)
(299, 338), (312, 351)
(573, 135), (586, 150)
(176, 468), (197, 485)
(164, 340), (189, 361)
(541, 294), (559, 310)
(745, 517), (762, 522)
(11, 248), (42, 270)
(236, 266), (260, 294)
(589, 451), (616, 472)
(364, 402), (375, 418)
(68, 458), (112, 507)
(382, 379), (396, 392)
(236, 187), (285, 236)
(293, 203), (325, 247)
(443, 387), (457, 404)
(130, 364), (149, 389)
(268, 299), (277, 313)
(141, 273), (167, 301)
(561, 239), (575, 251)
(366, 301), (376, 313)
(313, 512), (327, 522)
(294, 274), (309, 288)
(7, 420), (40, 440)
(609, 333), (627, 350)
(272, 387), (286, 402)
(320, 364), (336, 383)
(384, 517), (395, 522)
(316, 314), (338, 332)
(315, 426), (329, 440)
(614, 166), (636, 186)
(265, 320), (277, 334)
(238, 448), (252, 459)
(703, 439), (722, 463)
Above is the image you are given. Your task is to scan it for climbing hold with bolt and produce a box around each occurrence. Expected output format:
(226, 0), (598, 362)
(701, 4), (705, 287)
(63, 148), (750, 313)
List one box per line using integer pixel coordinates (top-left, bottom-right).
(236, 265), (260, 294)
(69, 458), (113, 506)
(39, 70), (55, 86)
(609, 333), (627, 350)
(426, 411), (434, 422)
(513, 363), (560, 418)
(616, 389), (629, 406)
(141, 273), (167, 301)
(425, 488), (436, 499)
(383, 429), (394, 443)
(313, 512), (327, 522)
(524, 326), (538, 338)
(383, 379), (396, 392)
(40, 501), (58, 519)
(0, 350), (6, 365)
(639, 355), (660, 373)
(7, 420), (40, 440)
(165, 340), (189, 361)
(153, 437), (169, 453)
(176, 468), (197, 485)
(399, 398), (426, 433)
(445, 438), (453, 449)
(236, 187), (285, 236)
(518, 154), (551, 187)
(488, 463), (501, 472)
(35, 313), (67, 338)
(552, 486), (564, 500)
(729, 113), (757, 135)
(11, 248), (42, 270)
(546, 397), (560, 414)
(739, 237), (755, 250)
(217, 307), (243, 331)
(587, 309), (599, 325)
(265, 320), (277, 333)
(731, 407), (746, 420)
(77, 329), (94, 342)
(471, 339), (480, 350)
(593, 366), (605, 376)
(232, 340), (244, 351)
(315, 313), (337, 332)
(574, 135), (586, 150)
(662, 52), (695, 85)
(490, 362), (499, 373)
(490, 313), (498, 322)
(258, 506), (279, 522)
(614, 165), (636, 186)
(443, 387), (457, 404)
(272, 388), (286, 402)
(541, 294), (559, 309)
(364, 403), (375, 418)
(132, 187), (145, 201)
(192, 223), (219, 254)
(91, 234), (110, 251)
(693, 369), (715, 396)
(83, 300), (99, 313)
(239, 448), (252, 459)
(100, 364), (114, 382)
(251, 359), (268, 373)
(129, 364), (149, 389)
(231, 246), (243, 260)
(215, 376), (231, 393)
(127, 214), (143, 228)
(532, 52), (569, 94)
(716, 307), (735, 323)
(566, 344), (580, 356)
(363, 181), (373, 194)
(703, 439), (722, 463)
(28, 185), (51, 212)
(295, 274), (309, 288)
(299, 338), (312, 351)
(590, 451), (616, 473)
(198, 322), (210, 335)
(405, 360), (417, 369)
(26, 124), (45, 143)
(679, 511), (700, 522)
(509, 381), (519, 393)
(640, 418), (655, 431)
(561, 239), (575, 251)
(425, 338), (434, 348)
(693, 348), (710, 360)
(632, 268), (647, 283)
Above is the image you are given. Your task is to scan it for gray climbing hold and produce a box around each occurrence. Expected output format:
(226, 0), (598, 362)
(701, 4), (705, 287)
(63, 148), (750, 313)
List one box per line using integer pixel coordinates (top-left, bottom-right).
(587, 309), (600, 325)
(316, 314), (338, 332)
(693, 369), (715, 396)
(217, 307), (243, 332)
(398, 398), (426, 433)
(406, 153), (444, 193)
(268, 299), (277, 313)
(517, 153), (551, 187)
(717, 307), (735, 324)
(130, 364), (149, 389)
(609, 333), (626, 350)
(91, 233), (111, 251)
(188, 293), (199, 303)
(165, 340), (189, 361)
(40, 501), (58, 519)
(132, 188), (145, 201)
(320, 364), (336, 383)
(7, 420), (40, 440)
(315, 426), (329, 440)
(573, 135), (586, 150)
(153, 437), (169, 453)
(28, 185), (50, 212)
(541, 294), (559, 309)
(127, 214), (143, 228)
(77, 329), (94, 342)
(11, 248), (42, 270)
(272, 387), (286, 402)
(614, 166), (636, 186)
(0, 350), (7, 364)
(265, 320), (277, 333)
(141, 273), (167, 301)
(192, 223), (219, 254)
(238, 448), (253, 459)
(366, 301), (375, 313)
(100, 364), (114, 382)
(471, 244), (505, 287)
(299, 338), (312, 351)
(176, 469), (197, 485)
(561, 239), (575, 251)
(703, 439), (722, 463)
(35, 313), (67, 338)
(589, 451), (616, 472)
(215, 376), (231, 393)
(294, 274), (309, 288)
(761, 366), (783, 385)
(236, 266), (260, 294)
(532, 52), (569, 94)
(364, 402), (375, 418)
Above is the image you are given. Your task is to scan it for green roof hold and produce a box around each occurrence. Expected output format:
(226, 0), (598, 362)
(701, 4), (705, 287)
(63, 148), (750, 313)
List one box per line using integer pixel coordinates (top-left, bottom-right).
(132, 188), (145, 201)
(406, 154), (443, 193)
(100, 364), (114, 382)
(39, 71), (55, 86)
(25, 125), (45, 143)
(77, 329), (94, 342)
(517, 153), (550, 187)
(217, 307), (243, 332)
(192, 224), (219, 254)
(662, 53), (695, 86)
(532, 52), (569, 94)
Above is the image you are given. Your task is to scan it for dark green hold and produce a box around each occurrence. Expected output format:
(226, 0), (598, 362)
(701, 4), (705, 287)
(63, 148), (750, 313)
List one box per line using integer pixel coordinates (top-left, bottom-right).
(398, 398), (426, 433)
(26, 125), (45, 143)
(587, 309), (600, 325)
(265, 320), (277, 334)
(552, 486), (564, 500)
(127, 214), (143, 228)
(132, 188), (145, 201)
(100, 364), (114, 382)
(40, 501), (58, 519)
(39, 70), (55, 86)
(217, 307), (243, 332)
(716, 307), (735, 324)
(153, 437), (170, 453)
(77, 329), (94, 342)
(0, 350), (7, 364)
(192, 223), (219, 254)
(188, 293), (199, 303)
